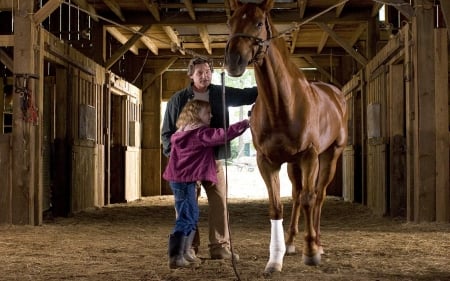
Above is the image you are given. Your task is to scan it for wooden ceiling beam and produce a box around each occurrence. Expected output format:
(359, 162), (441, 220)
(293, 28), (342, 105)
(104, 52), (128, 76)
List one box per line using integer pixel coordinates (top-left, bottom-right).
(105, 25), (152, 69)
(33, 0), (62, 25)
(72, 0), (99, 21)
(0, 48), (13, 71)
(198, 25), (212, 55)
(106, 27), (139, 55)
(130, 26), (158, 55)
(297, 0), (307, 19)
(0, 35), (14, 46)
(143, 0), (160, 22)
(440, 0), (450, 38)
(162, 26), (185, 55)
(371, 3), (383, 17)
(316, 22), (367, 66)
(335, 2), (345, 17)
(317, 24), (334, 54)
(142, 56), (178, 91)
(103, 0), (126, 22)
(183, 0), (196, 20)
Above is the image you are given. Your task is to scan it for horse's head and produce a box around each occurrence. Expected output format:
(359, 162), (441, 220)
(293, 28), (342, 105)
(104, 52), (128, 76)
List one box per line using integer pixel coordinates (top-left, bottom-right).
(225, 0), (274, 77)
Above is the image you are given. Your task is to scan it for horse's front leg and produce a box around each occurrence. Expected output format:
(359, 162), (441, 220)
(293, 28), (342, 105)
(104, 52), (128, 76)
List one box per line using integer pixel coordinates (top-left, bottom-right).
(285, 163), (302, 255)
(299, 147), (321, 266)
(256, 155), (285, 273)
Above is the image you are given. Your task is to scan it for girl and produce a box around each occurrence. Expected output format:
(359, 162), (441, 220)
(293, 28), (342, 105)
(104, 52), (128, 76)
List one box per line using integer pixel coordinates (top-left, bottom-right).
(163, 99), (250, 269)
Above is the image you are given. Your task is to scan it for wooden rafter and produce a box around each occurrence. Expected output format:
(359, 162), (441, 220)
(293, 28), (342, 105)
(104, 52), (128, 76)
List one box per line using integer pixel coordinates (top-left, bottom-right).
(349, 24), (367, 46)
(371, 3), (383, 17)
(0, 35), (14, 46)
(317, 24), (334, 54)
(105, 24), (152, 69)
(183, 0), (196, 20)
(33, 0), (62, 25)
(290, 29), (299, 54)
(316, 22), (367, 66)
(162, 26), (185, 55)
(143, 0), (160, 22)
(440, 0), (450, 38)
(106, 27), (139, 55)
(142, 57), (178, 91)
(297, 0), (307, 19)
(198, 25), (211, 55)
(130, 26), (158, 55)
(71, 0), (99, 21)
(103, 0), (125, 22)
(0, 48), (13, 71)
(380, 0), (413, 19)
(335, 2), (345, 17)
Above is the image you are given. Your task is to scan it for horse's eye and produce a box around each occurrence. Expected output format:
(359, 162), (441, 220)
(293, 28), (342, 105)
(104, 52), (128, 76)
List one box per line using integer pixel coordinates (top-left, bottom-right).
(256, 22), (263, 30)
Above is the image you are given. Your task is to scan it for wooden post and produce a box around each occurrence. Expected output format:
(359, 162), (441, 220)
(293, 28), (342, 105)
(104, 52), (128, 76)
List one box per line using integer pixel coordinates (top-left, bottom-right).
(141, 73), (162, 196)
(12, 0), (39, 224)
(412, 0), (436, 222)
(434, 28), (449, 222)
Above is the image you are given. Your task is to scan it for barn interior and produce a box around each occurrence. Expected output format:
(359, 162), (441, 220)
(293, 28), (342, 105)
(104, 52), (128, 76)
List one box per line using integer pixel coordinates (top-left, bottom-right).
(0, 0), (448, 225)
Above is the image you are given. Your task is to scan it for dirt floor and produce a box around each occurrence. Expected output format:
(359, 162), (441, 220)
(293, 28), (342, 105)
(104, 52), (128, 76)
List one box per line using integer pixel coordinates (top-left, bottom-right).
(0, 195), (449, 281)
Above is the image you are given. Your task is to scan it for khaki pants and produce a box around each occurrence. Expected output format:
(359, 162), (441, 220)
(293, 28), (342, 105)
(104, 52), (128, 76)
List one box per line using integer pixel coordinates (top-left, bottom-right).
(199, 160), (230, 250)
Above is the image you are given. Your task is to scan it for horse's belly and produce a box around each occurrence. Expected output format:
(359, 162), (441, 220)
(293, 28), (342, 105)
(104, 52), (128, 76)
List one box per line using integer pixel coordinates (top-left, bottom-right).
(253, 133), (303, 163)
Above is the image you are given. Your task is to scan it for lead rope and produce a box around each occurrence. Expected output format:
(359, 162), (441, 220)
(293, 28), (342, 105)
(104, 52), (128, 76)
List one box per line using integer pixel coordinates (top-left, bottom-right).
(220, 71), (241, 281)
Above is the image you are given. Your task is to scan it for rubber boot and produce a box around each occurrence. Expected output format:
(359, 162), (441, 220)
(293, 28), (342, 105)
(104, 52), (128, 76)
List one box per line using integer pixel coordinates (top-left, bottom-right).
(168, 232), (190, 269)
(184, 231), (201, 264)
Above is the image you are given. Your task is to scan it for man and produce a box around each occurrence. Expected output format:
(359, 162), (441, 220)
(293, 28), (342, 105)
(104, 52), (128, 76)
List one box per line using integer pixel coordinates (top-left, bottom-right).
(161, 57), (257, 260)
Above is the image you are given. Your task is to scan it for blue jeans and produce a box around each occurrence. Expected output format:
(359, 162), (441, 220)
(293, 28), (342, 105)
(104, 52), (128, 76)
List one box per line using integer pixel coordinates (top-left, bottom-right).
(169, 181), (199, 236)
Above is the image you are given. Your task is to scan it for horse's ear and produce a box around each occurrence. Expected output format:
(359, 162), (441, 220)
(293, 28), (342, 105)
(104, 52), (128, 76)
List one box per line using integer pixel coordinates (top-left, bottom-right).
(260, 0), (274, 11)
(229, 0), (242, 11)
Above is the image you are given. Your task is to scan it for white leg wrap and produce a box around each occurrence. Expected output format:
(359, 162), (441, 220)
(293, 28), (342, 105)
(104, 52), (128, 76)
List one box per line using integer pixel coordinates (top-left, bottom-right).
(268, 219), (286, 265)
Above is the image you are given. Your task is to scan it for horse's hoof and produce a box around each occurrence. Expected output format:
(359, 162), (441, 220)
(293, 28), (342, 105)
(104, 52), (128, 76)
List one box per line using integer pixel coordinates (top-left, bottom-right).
(264, 262), (283, 273)
(285, 244), (296, 255)
(302, 252), (321, 266)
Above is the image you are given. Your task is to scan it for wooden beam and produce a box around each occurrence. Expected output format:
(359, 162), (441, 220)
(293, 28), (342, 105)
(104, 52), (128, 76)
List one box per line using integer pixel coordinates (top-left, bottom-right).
(0, 48), (13, 71)
(105, 27), (139, 55)
(71, 0), (99, 22)
(130, 26), (158, 55)
(316, 22), (368, 66)
(0, 35), (14, 46)
(290, 29), (299, 54)
(162, 26), (185, 55)
(382, 0), (413, 19)
(0, 0), (13, 9)
(303, 55), (342, 88)
(335, 2), (345, 17)
(142, 57), (178, 92)
(440, 0), (450, 38)
(349, 24), (367, 46)
(105, 25), (152, 69)
(33, 0), (62, 25)
(103, 0), (125, 22)
(198, 25), (212, 55)
(297, 0), (307, 19)
(183, 0), (196, 20)
(143, 0), (160, 22)
(317, 24), (334, 54)
(371, 3), (383, 17)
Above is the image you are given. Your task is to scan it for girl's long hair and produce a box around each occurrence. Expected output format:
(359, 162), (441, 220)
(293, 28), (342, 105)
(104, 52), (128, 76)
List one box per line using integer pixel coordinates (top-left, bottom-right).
(176, 99), (210, 129)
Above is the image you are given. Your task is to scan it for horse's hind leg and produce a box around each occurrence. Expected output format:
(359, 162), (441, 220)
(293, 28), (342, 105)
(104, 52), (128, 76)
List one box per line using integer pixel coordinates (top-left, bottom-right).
(285, 163), (302, 255)
(314, 145), (345, 254)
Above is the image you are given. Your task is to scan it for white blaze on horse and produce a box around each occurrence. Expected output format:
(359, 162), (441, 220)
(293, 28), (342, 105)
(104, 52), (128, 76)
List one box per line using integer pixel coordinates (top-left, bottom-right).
(225, 0), (348, 273)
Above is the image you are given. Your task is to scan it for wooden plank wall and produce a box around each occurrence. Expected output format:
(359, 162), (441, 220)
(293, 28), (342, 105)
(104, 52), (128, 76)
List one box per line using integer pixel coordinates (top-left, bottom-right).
(0, 135), (12, 223)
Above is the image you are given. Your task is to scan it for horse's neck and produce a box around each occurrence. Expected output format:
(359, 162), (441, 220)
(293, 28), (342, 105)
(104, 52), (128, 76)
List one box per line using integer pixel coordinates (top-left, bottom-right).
(255, 38), (309, 116)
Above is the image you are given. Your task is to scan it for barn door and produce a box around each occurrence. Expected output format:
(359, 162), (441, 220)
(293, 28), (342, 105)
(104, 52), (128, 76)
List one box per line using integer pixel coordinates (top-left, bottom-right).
(366, 68), (388, 216)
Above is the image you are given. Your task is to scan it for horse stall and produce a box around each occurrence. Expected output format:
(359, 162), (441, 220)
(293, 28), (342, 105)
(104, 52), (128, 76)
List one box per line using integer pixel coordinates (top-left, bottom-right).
(342, 19), (449, 221)
(107, 72), (142, 204)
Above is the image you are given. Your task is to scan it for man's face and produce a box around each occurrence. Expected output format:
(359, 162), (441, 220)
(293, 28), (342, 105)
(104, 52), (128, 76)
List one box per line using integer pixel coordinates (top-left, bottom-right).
(190, 63), (212, 91)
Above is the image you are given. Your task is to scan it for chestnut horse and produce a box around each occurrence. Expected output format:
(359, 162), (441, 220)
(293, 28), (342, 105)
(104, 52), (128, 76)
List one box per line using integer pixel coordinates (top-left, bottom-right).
(225, 0), (348, 273)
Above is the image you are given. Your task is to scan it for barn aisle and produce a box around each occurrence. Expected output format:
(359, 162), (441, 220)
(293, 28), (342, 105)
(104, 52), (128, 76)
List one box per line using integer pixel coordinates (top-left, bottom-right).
(0, 196), (449, 281)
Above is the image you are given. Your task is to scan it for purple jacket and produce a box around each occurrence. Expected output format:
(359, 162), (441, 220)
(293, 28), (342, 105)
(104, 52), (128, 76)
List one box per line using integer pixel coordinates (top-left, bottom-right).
(163, 120), (249, 184)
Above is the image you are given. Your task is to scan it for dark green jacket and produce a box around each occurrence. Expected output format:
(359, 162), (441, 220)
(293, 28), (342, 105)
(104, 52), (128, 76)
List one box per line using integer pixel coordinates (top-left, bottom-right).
(161, 83), (257, 159)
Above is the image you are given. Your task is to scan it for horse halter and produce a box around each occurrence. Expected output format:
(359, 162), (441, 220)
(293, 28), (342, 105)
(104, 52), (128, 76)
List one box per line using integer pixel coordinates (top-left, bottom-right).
(225, 13), (273, 66)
